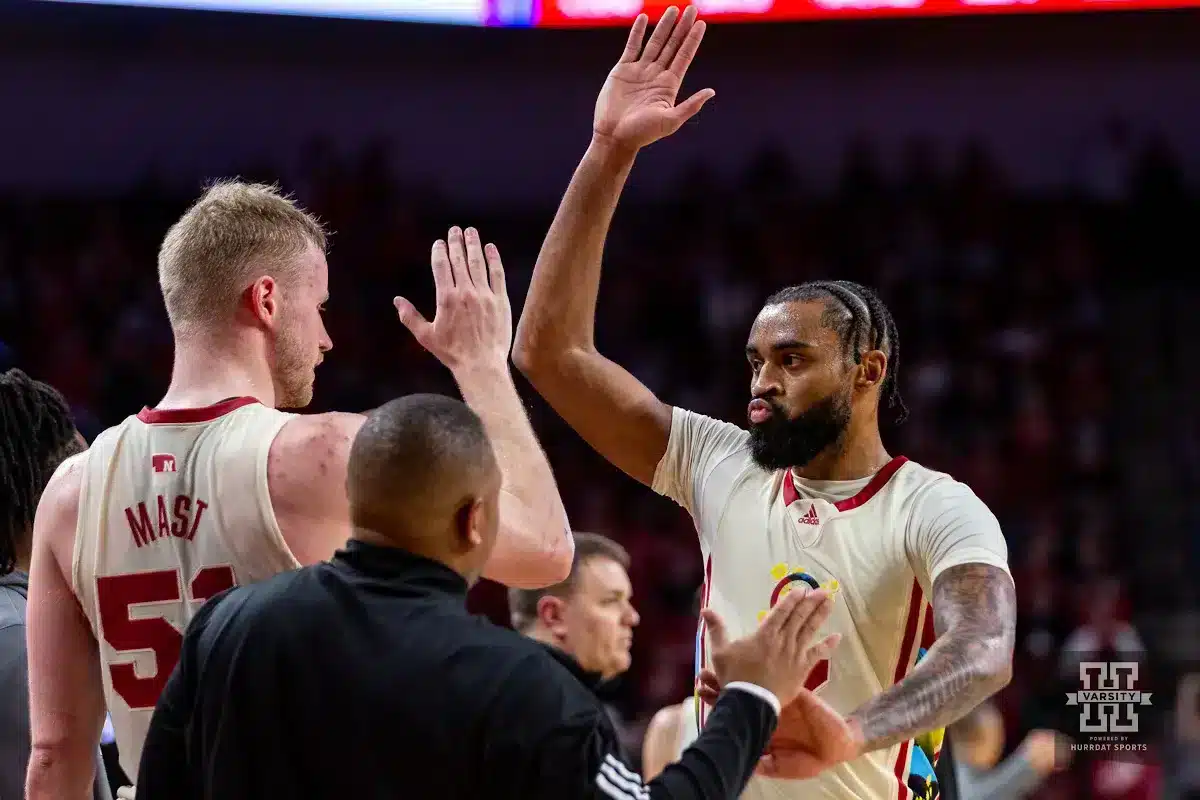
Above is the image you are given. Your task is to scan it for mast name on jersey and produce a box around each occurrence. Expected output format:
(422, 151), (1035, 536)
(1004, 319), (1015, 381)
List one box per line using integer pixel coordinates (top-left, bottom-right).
(124, 494), (210, 548)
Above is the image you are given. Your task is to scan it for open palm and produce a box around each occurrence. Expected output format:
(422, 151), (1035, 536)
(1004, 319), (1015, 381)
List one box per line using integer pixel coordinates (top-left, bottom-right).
(593, 5), (715, 151)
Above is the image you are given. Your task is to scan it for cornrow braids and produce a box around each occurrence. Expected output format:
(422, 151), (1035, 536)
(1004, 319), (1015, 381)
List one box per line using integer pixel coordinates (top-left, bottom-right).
(0, 369), (83, 574)
(764, 280), (909, 425)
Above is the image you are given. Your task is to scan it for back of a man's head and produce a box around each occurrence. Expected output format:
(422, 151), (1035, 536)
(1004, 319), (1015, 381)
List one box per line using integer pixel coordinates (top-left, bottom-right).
(0, 369), (84, 574)
(347, 394), (499, 572)
(158, 180), (326, 336)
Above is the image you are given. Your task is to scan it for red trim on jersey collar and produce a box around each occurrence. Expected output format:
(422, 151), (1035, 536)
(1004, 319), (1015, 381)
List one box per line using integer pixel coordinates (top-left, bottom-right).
(137, 396), (260, 425)
(783, 455), (909, 511)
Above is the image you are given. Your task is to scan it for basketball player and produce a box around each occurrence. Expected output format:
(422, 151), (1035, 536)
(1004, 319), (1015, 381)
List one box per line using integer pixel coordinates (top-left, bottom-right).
(25, 183), (573, 799)
(513, 7), (1017, 799)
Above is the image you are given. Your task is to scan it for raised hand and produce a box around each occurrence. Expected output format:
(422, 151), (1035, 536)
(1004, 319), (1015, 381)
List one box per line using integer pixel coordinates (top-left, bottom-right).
(593, 5), (715, 152)
(394, 226), (513, 374)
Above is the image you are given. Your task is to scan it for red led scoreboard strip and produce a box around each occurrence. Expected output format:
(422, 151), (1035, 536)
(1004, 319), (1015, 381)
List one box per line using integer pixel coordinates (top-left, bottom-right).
(537, 0), (1198, 25)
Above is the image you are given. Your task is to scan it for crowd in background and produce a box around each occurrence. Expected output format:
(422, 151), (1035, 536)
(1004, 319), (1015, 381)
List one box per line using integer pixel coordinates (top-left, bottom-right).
(1, 131), (1196, 799)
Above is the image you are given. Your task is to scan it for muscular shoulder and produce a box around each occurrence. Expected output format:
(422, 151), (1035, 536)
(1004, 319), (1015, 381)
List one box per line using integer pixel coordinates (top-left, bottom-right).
(268, 413), (365, 563)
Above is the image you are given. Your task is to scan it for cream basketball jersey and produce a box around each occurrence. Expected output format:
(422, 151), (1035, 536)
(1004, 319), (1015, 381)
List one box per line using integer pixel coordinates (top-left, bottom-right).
(71, 397), (302, 781)
(652, 407), (1010, 800)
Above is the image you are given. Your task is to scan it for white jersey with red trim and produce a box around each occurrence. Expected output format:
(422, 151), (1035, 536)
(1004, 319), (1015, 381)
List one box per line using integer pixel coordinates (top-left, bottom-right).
(652, 407), (1010, 800)
(71, 397), (301, 781)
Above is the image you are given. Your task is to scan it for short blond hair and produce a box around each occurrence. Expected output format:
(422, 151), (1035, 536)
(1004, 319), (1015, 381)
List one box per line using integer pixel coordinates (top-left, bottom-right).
(158, 180), (327, 334)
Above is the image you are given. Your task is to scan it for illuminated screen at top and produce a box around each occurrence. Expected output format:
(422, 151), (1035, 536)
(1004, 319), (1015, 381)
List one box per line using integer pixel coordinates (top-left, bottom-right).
(40, 0), (1200, 24)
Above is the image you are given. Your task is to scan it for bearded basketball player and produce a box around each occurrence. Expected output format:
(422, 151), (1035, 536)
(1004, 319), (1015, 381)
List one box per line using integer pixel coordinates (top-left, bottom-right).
(513, 8), (1016, 799)
(25, 182), (573, 799)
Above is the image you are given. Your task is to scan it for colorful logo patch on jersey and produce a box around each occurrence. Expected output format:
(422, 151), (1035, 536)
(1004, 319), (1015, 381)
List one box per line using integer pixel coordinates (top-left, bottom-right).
(908, 646), (945, 799)
(151, 453), (177, 473)
(757, 562), (841, 622)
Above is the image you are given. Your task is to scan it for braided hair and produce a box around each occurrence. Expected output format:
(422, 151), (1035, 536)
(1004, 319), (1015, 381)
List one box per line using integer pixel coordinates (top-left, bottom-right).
(763, 280), (909, 425)
(0, 369), (84, 574)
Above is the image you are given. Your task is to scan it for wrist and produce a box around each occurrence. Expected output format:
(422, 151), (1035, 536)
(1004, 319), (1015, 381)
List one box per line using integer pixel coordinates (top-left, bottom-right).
(452, 359), (513, 392)
(844, 715), (868, 757)
(587, 133), (640, 167)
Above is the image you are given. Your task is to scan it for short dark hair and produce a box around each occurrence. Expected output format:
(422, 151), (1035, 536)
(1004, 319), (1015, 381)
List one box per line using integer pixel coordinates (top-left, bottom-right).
(1, 369), (83, 574)
(346, 394), (497, 533)
(763, 280), (908, 424)
(508, 533), (631, 632)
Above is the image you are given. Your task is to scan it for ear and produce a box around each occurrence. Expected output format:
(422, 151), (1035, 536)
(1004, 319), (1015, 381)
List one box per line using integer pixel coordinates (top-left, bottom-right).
(455, 498), (487, 554)
(856, 349), (887, 390)
(536, 593), (569, 636)
(245, 276), (280, 329)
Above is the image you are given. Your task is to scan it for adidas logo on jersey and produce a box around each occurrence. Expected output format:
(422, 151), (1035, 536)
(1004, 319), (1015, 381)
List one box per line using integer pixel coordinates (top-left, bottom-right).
(799, 505), (819, 525)
(152, 453), (177, 473)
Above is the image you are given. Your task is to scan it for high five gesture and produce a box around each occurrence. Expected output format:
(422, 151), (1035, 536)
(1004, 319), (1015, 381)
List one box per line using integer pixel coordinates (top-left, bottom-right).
(594, 7), (715, 152)
(514, 7), (716, 487)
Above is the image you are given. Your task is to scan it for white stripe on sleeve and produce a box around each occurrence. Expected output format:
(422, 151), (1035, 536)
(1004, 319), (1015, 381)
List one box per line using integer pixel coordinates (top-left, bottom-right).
(595, 754), (649, 800)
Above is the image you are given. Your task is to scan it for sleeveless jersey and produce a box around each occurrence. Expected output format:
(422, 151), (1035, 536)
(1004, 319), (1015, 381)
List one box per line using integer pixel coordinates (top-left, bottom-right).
(71, 397), (301, 782)
(652, 408), (1010, 800)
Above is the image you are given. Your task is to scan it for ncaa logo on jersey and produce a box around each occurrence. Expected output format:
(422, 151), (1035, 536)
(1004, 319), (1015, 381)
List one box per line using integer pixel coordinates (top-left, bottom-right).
(151, 453), (177, 473)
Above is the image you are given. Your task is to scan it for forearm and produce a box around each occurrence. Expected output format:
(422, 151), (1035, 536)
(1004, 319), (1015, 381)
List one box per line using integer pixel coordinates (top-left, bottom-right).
(514, 138), (636, 359)
(848, 631), (1012, 753)
(454, 364), (572, 588)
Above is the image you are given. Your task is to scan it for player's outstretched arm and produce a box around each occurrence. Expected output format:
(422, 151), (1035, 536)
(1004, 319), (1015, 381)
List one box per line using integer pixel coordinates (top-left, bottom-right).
(513, 6), (714, 488)
(25, 457), (108, 800)
(846, 563), (1016, 754)
(396, 229), (573, 588)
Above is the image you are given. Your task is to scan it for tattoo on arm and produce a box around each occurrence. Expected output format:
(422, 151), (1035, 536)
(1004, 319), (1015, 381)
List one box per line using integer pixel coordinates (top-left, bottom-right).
(848, 563), (1016, 753)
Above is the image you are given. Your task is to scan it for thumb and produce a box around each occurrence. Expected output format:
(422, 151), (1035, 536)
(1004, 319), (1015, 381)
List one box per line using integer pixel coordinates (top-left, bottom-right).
(671, 88), (715, 125)
(393, 296), (432, 343)
(700, 608), (728, 650)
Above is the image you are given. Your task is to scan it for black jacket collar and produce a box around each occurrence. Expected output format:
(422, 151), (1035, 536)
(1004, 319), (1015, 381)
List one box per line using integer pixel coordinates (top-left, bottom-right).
(333, 539), (468, 597)
(536, 641), (606, 692)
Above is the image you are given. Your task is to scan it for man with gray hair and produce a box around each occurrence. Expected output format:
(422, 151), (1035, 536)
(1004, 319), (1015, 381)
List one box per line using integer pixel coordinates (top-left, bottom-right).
(25, 181), (573, 799)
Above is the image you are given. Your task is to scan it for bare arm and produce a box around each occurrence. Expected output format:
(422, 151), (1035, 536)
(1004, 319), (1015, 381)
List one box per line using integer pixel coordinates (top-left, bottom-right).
(452, 363), (574, 588)
(512, 142), (672, 487)
(847, 564), (1016, 753)
(642, 703), (685, 781)
(513, 8), (712, 488)
(274, 400), (571, 589)
(25, 458), (108, 800)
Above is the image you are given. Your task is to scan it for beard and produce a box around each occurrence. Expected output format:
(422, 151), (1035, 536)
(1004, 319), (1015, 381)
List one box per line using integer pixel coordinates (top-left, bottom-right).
(272, 321), (315, 409)
(748, 390), (852, 471)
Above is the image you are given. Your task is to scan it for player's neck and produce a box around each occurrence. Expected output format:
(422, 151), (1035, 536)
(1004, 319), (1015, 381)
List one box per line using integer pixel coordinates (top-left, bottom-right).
(159, 339), (277, 409)
(793, 432), (891, 482)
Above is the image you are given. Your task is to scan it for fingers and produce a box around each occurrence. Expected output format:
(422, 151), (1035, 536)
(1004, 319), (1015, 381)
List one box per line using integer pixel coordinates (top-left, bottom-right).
(463, 227), (488, 287)
(700, 608), (727, 650)
(671, 88), (715, 126)
(446, 226), (472, 286)
(669, 18), (708, 79)
(760, 585), (822, 640)
(640, 5), (678, 63)
(393, 296), (431, 344)
(430, 239), (454, 301)
(484, 242), (506, 297)
(800, 633), (841, 675)
(657, 4), (696, 67)
(781, 591), (834, 656)
(619, 13), (648, 63)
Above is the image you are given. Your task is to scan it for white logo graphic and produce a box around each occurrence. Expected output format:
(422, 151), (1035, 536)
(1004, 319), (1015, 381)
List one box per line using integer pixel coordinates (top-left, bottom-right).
(1066, 661), (1153, 734)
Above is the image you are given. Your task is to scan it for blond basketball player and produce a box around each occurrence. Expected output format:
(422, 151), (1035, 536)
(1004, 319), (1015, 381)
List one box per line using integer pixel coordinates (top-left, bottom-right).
(513, 7), (1017, 799)
(25, 183), (573, 799)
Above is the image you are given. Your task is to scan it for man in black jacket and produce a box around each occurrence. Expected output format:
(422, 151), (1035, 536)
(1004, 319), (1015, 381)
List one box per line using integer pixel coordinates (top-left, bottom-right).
(137, 393), (848, 799)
